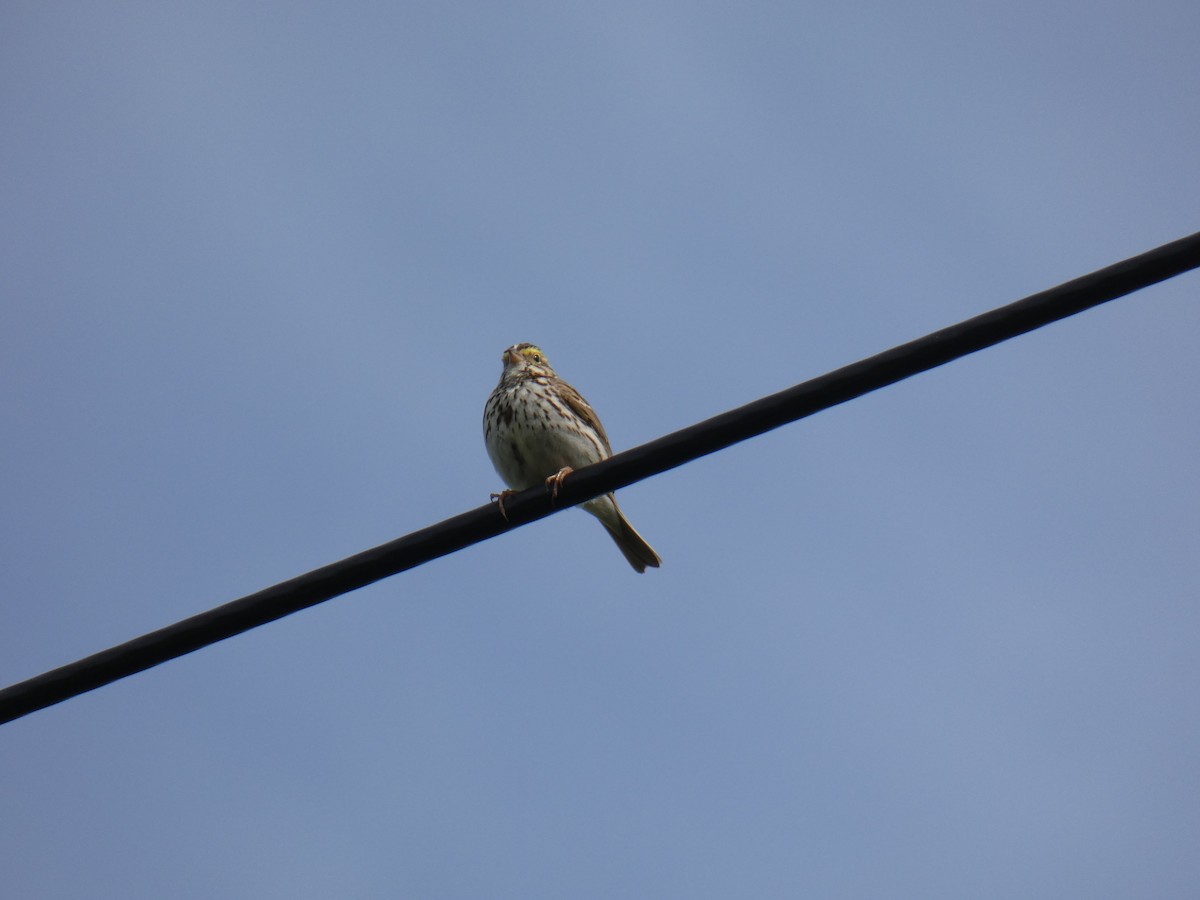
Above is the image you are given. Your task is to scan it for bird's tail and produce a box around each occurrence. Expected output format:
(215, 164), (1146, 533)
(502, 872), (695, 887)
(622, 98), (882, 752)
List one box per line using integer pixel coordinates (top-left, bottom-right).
(587, 494), (662, 574)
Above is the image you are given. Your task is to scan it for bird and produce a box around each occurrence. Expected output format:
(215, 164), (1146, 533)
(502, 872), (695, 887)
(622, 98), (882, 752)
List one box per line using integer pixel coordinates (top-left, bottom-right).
(483, 343), (662, 573)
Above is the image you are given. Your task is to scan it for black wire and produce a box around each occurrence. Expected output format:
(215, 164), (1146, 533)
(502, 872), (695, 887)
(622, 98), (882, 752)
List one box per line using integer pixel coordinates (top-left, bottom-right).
(3, 231), (1199, 725)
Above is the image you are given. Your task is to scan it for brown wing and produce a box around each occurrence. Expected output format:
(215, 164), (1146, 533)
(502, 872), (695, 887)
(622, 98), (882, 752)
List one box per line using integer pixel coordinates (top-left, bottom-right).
(556, 379), (614, 456)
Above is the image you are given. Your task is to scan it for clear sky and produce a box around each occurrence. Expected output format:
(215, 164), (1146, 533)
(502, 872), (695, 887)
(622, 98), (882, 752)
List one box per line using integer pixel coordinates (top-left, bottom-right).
(3, 2), (1198, 897)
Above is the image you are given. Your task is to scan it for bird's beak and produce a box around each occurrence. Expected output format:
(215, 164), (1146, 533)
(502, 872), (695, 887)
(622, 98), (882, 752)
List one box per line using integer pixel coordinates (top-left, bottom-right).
(504, 347), (522, 365)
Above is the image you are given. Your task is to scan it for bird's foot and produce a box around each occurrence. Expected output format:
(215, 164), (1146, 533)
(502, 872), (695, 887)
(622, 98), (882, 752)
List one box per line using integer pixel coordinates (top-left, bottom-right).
(545, 467), (574, 505)
(490, 490), (518, 521)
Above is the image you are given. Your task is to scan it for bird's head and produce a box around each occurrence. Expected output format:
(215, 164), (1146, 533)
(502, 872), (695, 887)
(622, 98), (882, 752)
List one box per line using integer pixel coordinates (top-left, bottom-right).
(501, 343), (555, 378)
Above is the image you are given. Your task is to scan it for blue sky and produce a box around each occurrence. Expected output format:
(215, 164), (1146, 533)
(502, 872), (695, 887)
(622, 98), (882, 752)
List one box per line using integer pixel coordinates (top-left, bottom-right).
(3, 2), (1198, 897)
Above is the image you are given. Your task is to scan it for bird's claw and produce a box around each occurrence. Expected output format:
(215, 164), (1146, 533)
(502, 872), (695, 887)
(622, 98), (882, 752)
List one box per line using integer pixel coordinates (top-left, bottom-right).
(490, 490), (517, 521)
(545, 467), (574, 506)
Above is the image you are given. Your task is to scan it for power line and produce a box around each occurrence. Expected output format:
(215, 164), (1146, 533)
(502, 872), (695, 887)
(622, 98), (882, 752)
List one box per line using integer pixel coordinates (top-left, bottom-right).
(3, 231), (1199, 725)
